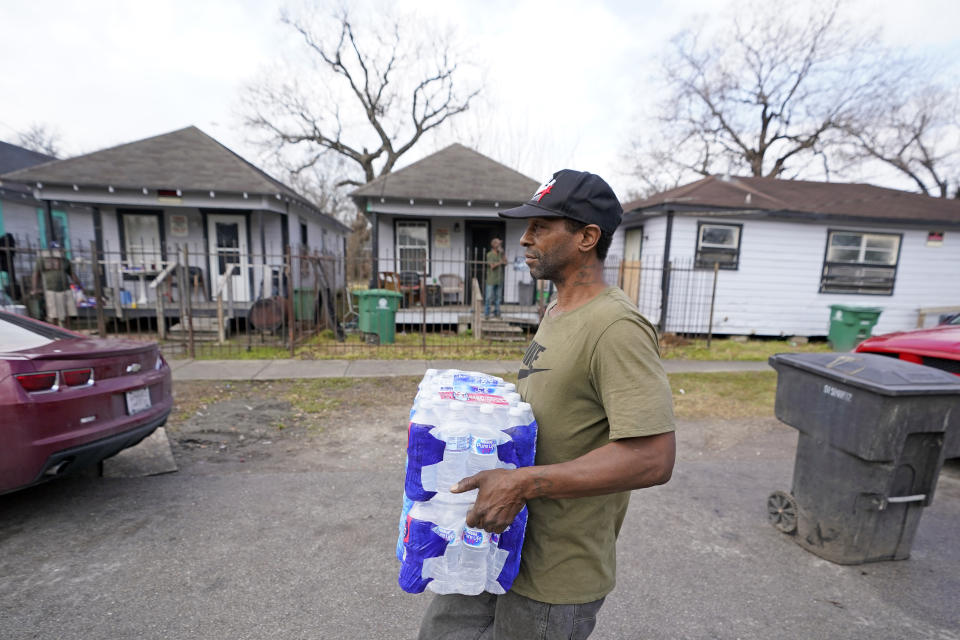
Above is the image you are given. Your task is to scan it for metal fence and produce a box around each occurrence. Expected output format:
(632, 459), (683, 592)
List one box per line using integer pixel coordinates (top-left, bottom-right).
(0, 234), (720, 358)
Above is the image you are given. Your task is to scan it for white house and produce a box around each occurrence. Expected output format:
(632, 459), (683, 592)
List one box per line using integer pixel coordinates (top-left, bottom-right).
(350, 144), (540, 312)
(617, 175), (960, 337)
(1, 127), (349, 308)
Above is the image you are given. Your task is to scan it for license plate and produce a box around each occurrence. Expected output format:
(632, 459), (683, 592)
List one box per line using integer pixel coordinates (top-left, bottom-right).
(125, 388), (152, 415)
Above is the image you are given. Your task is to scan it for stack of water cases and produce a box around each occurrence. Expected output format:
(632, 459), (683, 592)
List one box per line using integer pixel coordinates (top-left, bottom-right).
(397, 369), (538, 595)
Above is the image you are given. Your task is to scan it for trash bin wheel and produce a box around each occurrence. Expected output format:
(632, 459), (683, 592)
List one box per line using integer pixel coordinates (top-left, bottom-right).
(767, 491), (798, 534)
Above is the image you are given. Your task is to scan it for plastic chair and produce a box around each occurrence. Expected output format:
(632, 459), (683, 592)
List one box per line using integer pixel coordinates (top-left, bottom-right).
(438, 274), (464, 305)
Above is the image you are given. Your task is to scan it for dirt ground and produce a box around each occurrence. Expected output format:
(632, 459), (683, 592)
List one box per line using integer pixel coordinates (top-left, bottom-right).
(166, 377), (419, 475)
(165, 377), (795, 474)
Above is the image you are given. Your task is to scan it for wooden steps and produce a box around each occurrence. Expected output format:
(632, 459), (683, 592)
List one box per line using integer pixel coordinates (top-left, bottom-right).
(481, 319), (527, 342)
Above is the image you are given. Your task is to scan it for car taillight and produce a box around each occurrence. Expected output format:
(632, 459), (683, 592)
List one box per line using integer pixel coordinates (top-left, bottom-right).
(62, 368), (94, 386)
(16, 372), (59, 392)
(898, 353), (924, 365)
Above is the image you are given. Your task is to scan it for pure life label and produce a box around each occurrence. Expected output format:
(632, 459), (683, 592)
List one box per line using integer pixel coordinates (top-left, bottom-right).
(823, 384), (853, 402)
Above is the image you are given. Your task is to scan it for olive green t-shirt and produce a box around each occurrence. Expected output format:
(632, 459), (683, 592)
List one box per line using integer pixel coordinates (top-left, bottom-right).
(513, 287), (675, 604)
(485, 249), (504, 286)
(33, 252), (73, 292)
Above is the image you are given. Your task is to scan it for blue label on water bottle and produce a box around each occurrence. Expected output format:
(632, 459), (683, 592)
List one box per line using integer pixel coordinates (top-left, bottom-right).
(462, 528), (486, 547)
(474, 438), (496, 455)
(490, 532), (500, 545)
(432, 525), (459, 545)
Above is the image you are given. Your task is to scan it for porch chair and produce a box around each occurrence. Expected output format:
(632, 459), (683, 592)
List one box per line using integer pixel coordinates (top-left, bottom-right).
(377, 271), (400, 292)
(437, 273), (463, 305)
(398, 271), (422, 308)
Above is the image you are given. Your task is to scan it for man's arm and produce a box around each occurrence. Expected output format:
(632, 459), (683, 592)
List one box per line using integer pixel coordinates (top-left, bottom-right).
(452, 431), (675, 533)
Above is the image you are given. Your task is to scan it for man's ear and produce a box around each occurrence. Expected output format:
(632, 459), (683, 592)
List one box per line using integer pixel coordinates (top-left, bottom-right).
(578, 225), (601, 254)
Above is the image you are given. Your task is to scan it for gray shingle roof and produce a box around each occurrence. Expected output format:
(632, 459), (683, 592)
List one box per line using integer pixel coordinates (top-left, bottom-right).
(0, 126), (300, 199)
(0, 140), (55, 175)
(624, 175), (960, 224)
(350, 143), (539, 204)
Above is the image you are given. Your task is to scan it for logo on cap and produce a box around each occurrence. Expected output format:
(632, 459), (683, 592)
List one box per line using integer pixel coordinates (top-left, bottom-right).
(532, 178), (555, 202)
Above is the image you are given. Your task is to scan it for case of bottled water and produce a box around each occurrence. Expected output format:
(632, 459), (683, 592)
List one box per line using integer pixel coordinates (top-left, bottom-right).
(397, 369), (537, 595)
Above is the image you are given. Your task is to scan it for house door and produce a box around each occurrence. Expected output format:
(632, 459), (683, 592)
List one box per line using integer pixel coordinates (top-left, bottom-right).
(207, 214), (250, 302)
(620, 227), (643, 304)
(464, 220), (505, 304)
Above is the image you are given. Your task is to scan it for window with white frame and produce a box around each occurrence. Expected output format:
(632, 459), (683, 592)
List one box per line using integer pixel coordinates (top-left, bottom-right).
(820, 230), (901, 295)
(395, 220), (429, 274)
(121, 212), (163, 269)
(695, 222), (742, 269)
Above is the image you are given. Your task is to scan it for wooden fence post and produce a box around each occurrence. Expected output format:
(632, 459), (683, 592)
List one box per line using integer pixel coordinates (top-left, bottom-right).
(286, 246), (295, 357)
(90, 240), (106, 338)
(184, 245), (195, 360)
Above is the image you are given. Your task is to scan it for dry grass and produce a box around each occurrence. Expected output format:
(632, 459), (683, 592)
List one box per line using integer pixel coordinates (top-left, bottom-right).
(660, 336), (831, 361)
(668, 371), (777, 419)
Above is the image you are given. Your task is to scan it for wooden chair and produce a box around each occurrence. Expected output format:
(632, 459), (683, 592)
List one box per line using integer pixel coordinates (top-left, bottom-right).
(398, 271), (422, 308)
(377, 271), (399, 291)
(438, 273), (464, 305)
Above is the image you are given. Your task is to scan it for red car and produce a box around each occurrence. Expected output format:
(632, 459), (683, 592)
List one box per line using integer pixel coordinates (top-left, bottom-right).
(855, 315), (960, 376)
(0, 311), (173, 494)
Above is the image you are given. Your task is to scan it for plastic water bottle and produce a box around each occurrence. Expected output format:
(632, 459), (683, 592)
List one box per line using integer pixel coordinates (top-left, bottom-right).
(486, 532), (509, 594)
(459, 527), (489, 594)
(434, 400), (472, 492)
(468, 404), (504, 475)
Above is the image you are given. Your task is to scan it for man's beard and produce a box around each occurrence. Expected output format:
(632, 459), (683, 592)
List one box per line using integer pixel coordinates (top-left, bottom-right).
(527, 250), (563, 281)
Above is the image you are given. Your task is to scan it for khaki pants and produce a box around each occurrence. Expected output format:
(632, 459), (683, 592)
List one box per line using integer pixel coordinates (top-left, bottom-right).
(44, 290), (78, 321)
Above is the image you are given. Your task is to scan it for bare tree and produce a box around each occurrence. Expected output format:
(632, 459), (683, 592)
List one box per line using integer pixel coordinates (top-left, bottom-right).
(628, 1), (902, 188)
(841, 84), (960, 198)
(242, 6), (481, 189)
(16, 123), (62, 158)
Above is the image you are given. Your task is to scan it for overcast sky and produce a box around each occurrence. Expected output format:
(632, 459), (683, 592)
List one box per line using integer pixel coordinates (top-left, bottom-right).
(2, 0), (958, 200)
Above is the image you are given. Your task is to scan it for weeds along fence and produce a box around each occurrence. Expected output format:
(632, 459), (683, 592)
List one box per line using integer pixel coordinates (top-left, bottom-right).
(0, 235), (720, 358)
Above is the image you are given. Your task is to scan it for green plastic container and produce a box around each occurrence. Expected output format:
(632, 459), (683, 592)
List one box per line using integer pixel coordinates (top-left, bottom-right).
(354, 289), (402, 344)
(828, 304), (883, 351)
(293, 288), (317, 322)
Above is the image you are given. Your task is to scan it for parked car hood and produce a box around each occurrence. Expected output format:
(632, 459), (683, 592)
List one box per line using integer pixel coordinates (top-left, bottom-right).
(858, 326), (960, 358)
(0, 338), (157, 360)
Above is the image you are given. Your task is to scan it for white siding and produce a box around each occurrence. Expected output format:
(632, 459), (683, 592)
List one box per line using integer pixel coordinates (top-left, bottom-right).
(662, 216), (960, 336)
(0, 198), (42, 243)
(371, 211), (535, 304)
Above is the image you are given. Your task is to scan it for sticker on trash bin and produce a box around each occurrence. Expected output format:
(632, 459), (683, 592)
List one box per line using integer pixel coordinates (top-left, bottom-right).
(378, 297), (388, 308)
(823, 384), (853, 402)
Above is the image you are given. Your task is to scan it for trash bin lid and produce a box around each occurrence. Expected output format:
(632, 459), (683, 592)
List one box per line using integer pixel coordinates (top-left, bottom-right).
(354, 288), (402, 298)
(768, 352), (960, 397)
(829, 304), (883, 313)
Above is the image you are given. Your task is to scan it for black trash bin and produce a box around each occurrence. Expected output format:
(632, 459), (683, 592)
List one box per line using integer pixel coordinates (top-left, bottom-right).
(767, 352), (960, 564)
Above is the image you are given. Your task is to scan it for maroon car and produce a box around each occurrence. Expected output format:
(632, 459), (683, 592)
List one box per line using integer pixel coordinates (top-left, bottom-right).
(0, 311), (173, 494)
(855, 315), (960, 376)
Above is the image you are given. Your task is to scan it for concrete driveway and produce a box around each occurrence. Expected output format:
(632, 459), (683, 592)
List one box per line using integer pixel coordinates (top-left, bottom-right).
(1, 413), (958, 639)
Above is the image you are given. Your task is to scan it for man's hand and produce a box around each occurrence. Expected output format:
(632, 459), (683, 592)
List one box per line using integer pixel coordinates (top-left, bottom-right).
(451, 468), (529, 534)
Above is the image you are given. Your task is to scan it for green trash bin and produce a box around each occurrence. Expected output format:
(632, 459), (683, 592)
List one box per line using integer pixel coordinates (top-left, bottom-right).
(828, 304), (883, 351)
(354, 289), (402, 344)
(293, 288), (317, 322)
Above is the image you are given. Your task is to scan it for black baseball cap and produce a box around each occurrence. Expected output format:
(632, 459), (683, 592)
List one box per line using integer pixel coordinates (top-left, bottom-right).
(499, 169), (623, 234)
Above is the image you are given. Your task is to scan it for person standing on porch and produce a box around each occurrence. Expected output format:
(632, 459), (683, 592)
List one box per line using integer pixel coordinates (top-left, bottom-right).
(484, 237), (507, 319)
(32, 242), (83, 326)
